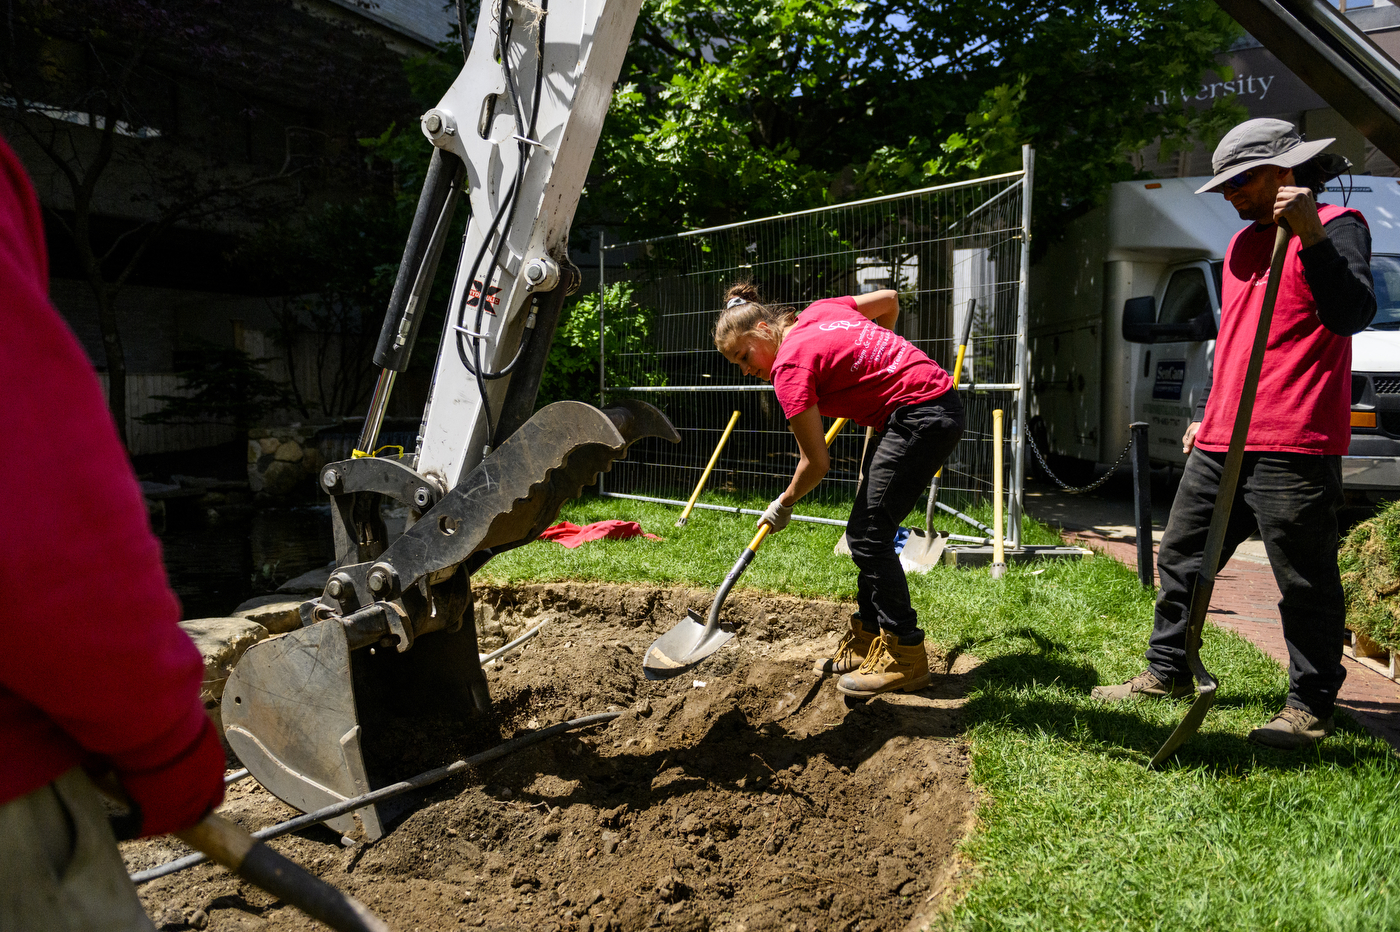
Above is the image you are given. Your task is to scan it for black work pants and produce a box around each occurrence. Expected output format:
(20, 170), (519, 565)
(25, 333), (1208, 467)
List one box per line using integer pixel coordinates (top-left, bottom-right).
(1146, 448), (1346, 717)
(846, 393), (965, 637)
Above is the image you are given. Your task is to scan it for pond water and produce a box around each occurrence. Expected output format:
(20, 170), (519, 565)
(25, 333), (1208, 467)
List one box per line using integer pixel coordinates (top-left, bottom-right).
(157, 504), (335, 620)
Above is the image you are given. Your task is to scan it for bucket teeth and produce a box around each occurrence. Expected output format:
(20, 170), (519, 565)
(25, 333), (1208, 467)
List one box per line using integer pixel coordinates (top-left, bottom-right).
(224, 400), (677, 837)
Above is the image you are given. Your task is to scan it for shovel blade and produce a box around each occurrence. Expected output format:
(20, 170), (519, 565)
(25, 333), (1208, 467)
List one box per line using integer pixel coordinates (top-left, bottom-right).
(643, 609), (734, 680)
(836, 528), (947, 573)
(1148, 684), (1219, 768)
(899, 528), (948, 572)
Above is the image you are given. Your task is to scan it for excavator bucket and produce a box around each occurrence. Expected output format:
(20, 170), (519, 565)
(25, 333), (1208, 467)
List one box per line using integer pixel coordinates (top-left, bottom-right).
(223, 400), (678, 838)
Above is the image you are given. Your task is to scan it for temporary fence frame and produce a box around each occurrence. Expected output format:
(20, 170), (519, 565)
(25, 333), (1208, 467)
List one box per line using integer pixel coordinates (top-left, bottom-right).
(595, 146), (1035, 547)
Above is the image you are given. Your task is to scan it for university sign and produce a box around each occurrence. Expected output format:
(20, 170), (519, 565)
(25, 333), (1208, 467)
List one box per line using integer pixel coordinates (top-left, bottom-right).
(1156, 44), (1328, 115)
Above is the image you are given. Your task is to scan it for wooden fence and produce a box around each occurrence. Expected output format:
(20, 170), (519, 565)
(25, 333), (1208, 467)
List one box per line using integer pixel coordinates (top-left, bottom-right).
(98, 374), (241, 457)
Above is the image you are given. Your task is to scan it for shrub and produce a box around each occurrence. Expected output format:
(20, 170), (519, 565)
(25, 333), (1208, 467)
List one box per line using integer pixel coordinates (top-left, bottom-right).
(1339, 499), (1400, 652)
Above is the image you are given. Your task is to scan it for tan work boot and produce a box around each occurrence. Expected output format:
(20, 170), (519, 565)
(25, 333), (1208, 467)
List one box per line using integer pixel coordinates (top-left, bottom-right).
(1248, 706), (1334, 750)
(836, 631), (932, 697)
(813, 615), (879, 676)
(1090, 669), (1194, 702)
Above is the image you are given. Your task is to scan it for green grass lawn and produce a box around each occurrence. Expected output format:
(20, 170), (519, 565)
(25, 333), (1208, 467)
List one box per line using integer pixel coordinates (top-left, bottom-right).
(481, 494), (1400, 931)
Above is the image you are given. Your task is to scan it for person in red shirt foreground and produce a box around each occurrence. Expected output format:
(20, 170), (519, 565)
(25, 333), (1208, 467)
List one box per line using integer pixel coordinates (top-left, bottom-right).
(0, 134), (225, 930)
(714, 284), (964, 697)
(1093, 119), (1376, 750)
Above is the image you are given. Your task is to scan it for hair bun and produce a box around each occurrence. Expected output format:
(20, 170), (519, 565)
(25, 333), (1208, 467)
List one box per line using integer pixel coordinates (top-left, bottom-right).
(725, 281), (761, 305)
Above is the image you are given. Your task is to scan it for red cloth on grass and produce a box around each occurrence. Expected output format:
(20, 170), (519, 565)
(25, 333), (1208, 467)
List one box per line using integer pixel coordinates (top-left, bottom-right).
(539, 520), (662, 548)
(0, 134), (224, 836)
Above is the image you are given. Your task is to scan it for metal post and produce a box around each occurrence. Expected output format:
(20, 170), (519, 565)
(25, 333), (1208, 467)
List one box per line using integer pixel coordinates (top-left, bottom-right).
(598, 230), (607, 408)
(1010, 145), (1035, 549)
(1130, 421), (1154, 589)
(598, 229), (607, 496)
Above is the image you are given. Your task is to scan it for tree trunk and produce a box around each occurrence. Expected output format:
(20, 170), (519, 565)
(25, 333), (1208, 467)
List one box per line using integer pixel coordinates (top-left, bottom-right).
(94, 285), (129, 448)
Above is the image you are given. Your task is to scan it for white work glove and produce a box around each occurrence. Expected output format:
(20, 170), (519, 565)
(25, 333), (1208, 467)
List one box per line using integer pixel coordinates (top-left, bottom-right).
(759, 497), (794, 532)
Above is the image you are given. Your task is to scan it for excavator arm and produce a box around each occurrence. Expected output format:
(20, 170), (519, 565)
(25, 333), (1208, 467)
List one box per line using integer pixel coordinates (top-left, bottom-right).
(222, 0), (677, 840)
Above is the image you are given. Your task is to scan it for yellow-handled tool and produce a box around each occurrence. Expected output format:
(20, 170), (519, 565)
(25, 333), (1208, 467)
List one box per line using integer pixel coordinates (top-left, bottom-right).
(644, 418), (850, 678)
(990, 409), (1006, 579)
(677, 410), (741, 527)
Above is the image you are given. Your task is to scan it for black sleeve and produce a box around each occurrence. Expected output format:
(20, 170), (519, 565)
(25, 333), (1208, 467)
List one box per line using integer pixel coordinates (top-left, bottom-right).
(1300, 214), (1376, 335)
(1195, 213), (1369, 423)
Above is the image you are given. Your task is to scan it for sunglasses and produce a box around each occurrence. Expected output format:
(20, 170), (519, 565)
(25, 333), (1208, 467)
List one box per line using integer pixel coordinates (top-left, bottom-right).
(1220, 167), (1260, 191)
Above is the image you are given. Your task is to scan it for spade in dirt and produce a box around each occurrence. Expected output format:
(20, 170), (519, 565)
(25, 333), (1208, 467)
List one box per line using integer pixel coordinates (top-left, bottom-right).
(644, 418), (851, 679)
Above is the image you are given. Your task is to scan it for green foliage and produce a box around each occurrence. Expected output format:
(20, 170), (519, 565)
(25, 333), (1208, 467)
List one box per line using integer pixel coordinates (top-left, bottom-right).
(537, 283), (666, 408)
(140, 347), (288, 431)
(1339, 500), (1400, 652)
(234, 48), (466, 418)
(590, 0), (1245, 242)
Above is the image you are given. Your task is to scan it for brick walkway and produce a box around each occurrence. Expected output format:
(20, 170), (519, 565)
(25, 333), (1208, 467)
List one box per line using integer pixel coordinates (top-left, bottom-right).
(1065, 529), (1400, 752)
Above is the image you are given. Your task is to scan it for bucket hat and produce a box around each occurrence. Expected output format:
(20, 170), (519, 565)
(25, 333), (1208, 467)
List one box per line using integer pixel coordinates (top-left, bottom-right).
(1194, 118), (1342, 194)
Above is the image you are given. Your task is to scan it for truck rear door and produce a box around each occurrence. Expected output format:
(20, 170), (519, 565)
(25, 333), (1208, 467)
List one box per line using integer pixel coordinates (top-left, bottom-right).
(1131, 261), (1221, 467)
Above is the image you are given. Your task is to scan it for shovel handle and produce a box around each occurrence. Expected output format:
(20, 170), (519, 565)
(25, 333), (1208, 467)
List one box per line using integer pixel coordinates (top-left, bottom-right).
(1150, 219), (1292, 767)
(179, 814), (390, 932)
(678, 410), (741, 526)
(823, 417), (849, 446)
(756, 417), (850, 543)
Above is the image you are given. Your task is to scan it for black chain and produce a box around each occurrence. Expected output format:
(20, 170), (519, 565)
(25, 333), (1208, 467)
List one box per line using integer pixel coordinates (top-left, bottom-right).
(1026, 431), (1134, 494)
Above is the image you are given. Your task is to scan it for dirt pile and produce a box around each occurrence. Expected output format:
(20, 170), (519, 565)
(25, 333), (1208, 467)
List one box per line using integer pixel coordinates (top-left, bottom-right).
(126, 584), (977, 932)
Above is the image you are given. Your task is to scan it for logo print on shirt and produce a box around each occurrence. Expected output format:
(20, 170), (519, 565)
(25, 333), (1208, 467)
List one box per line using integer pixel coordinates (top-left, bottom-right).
(819, 320), (863, 331)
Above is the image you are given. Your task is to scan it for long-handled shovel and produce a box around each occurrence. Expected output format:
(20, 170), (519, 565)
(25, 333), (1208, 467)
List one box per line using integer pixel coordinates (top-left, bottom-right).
(677, 410), (741, 527)
(644, 418), (850, 679)
(1149, 219), (1292, 768)
(98, 775), (388, 932)
(178, 813), (390, 932)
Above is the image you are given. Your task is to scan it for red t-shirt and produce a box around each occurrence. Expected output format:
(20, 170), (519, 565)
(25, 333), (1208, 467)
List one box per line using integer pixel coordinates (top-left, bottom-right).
(1195, 203), (1362, 456)
(0, 134), (222, 825)
(770, 297), (952, 429)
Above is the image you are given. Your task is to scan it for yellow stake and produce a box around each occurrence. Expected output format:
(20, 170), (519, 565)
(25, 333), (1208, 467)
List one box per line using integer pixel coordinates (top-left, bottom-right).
(991, 409), (1006, 578)
(677, 410), (742, 527)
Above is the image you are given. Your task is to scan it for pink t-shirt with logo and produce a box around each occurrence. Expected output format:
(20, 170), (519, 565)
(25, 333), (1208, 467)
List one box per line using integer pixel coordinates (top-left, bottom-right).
(770, 297), (953, 430)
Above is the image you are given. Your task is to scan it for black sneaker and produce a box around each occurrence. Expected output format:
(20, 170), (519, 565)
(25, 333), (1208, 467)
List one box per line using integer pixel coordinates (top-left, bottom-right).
(1090, 669), (1194, 702)
(1248, 706), (1334, 750)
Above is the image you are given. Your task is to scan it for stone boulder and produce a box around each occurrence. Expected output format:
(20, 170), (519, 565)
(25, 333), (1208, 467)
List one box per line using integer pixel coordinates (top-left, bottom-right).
(230, 595), (306, 634)
(179, 617), (270, 745)
(274, 440), (304, 463)
(260, 459), (302, 496)
(278, 562), (335, 595)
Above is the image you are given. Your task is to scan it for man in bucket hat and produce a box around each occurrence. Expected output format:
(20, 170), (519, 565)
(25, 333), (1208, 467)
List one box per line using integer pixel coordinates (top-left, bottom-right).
(1093, 118), (1376, 750)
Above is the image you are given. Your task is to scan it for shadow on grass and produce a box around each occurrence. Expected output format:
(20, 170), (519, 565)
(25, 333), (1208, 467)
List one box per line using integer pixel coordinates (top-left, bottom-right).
(962, 663), (1394, 775)
(941, 625), (1396, 775)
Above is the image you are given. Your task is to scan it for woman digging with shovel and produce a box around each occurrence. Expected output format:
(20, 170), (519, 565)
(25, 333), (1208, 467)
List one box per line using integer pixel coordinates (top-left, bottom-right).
(715, 283), (964, 698)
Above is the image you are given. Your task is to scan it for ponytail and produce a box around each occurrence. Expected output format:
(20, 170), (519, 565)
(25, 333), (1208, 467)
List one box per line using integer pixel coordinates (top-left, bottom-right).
(713, 282), (797, 352)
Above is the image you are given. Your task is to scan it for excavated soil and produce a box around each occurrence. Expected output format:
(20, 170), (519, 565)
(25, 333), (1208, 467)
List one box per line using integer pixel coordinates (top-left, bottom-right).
(125, 583), (978, 932)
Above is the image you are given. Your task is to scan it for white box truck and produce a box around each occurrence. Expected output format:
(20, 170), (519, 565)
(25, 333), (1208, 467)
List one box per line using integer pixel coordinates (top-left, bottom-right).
(1029, 175), (1400, 494)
